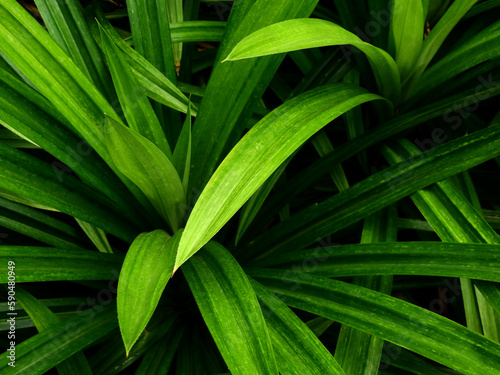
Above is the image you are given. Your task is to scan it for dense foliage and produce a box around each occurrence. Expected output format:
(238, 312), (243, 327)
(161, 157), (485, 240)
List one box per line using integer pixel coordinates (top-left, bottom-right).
(0, 0), (500, 374)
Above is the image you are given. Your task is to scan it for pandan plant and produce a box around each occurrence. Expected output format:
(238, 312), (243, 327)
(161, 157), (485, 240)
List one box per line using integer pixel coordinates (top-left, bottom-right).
(0, 0), (500, 373)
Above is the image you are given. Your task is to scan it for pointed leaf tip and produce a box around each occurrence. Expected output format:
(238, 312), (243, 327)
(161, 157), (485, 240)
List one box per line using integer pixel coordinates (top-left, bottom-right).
(118, 229), (182, 354)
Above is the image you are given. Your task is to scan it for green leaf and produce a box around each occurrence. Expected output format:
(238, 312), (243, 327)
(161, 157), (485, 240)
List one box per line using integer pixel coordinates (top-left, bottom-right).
(0, 247), (123, 283)
(172, 104), (192, 193)
(236, 158), (290, 245)
(105, 116), (186, 231)
(0, 0), (160, 221)
(0, 187), (57, 212)
(0, 67), (145, 223)
(311, 131), (349, 192)
(403, 0), (480, 96)
(242, 82), (500, 240)
(242, 123), (500, 261)
(16, 288), (92, 375)
(127, 0), (177, 82)
(250, 279), (345, 375)
(99, 25), (172, 157)
(250, 270), (500, 375)
(170, 21), (226, 43)
(126, 0), (181, 147)
(464, 0), (500, 19)
(224, 18), (401, 102)
(34, 0), (114, 100)
(134, 325), (182, 375)
(167, 0), (184, 70)
(0, 0), (117, 162)
(177, 84), (383, 269)
(117, 230), (181, 356)
(90, 314), (179, 375)
(0, 142), (139, 242)
(251, 241), (500, 282)
(388, 0), (424, 81)
(91, 7), (192, 115)
(75, 219), (113, 254)
(0, 204), (87, 251)
(182, 242), (278, 375)
(0, 302), (117, 374)
(335, 207), (397, 374)
(188, 0), (319, 192)
(409, 20), (500, 101)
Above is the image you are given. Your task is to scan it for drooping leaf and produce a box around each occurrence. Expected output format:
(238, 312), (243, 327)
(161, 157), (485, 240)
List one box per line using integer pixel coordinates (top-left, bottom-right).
(224, 18), (401, 102)
(118, 230), (181, 356)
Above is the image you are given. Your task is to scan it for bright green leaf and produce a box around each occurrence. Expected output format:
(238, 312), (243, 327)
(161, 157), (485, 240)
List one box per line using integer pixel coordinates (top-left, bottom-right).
(182, 242), (278, 375)
(177, 84), (383, 269)
(224, 18), (401, 102)
(117, 230), (181, 356)
(105, 116), (186, 232)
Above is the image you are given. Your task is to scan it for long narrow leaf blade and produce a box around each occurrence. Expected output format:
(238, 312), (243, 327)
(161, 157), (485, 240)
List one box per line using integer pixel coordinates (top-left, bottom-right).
(0, 247), (123, 283)
(0, 302), (117, 374)
(99, 25), (172, 157)
(243, 123), (500, 261)
(182, 242), (278, 375)
(16, 288), (92, 375)
(251, 270), (500, 375)
(105, 117), (185, 231)
(388, 0), (424, 80)
(250, 278), (345, 375)
(224, 18), (401, 102)
(176, 84), (382, 269)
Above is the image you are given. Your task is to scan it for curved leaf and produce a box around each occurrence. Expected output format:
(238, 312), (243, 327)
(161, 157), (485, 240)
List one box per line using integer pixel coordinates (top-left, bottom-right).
(176, 84), (383, 269)
(105, 117), (186, 232)
(117, 230), (181, 356)
(242, 123), (500, 261)
(224, 18), (401, 102)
